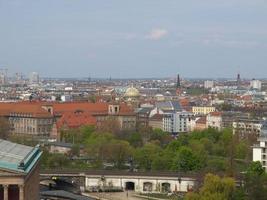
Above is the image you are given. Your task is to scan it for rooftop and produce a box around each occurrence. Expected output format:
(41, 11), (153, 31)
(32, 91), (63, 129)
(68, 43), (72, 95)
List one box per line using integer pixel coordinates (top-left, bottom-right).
(0, 139), (42, 173)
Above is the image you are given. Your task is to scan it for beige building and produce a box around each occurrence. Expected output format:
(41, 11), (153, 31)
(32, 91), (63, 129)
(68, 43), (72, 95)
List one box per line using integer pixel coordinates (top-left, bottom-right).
(95, 104), (136, 131)
(192, 106), (216, 115)
(0, 139), (42, 200)
(0, 103), (54, 137)
(149, 114), (163, 130)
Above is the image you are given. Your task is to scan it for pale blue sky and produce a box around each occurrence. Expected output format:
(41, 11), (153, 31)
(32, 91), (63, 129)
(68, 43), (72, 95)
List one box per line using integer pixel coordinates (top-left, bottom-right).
(0, 0), (267, 78)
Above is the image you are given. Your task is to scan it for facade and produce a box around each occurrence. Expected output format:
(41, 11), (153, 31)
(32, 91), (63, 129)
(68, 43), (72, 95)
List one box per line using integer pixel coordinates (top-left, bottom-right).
(192, 106), (216, 115)
(163, 112), (193, 134)
(204, 80), (214, 89)
(85, 174), (195, 193)
(95, 104), (136, 131)
(232, 119), (262, 136)
(0, 73), (7, 85)
(253, 121), (267, 171)
(0, 139), (42, 200)
(250, 80), (262, 90)
(149, 114), (163, 130)
(206, 112), (222, 130)
(29, 72), (39, 84)
(194, 116), (207, 131)
(0, 102), (136, 139)
(135, 107), (153, 128)
(0, 103), (54, 137)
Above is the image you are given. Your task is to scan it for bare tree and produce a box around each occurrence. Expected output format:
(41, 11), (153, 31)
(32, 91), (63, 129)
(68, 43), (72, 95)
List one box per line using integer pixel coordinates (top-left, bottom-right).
(0, 117), (10, 139)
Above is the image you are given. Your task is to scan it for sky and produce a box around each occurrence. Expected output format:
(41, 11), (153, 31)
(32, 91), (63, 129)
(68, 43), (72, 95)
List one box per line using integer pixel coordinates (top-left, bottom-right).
(0, 0), (267, 79)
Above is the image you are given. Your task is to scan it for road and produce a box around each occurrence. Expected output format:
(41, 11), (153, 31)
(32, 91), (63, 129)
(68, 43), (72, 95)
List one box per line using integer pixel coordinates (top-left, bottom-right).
(85, 191), (144, 200)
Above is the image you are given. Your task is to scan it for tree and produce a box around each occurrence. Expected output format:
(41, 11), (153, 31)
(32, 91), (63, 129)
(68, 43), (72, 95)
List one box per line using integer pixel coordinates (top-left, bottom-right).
(85, 132), (115, 167)
(107, 140), (132, 169)
(185, 173), (236, 200)
(235, 140), (248, 159)
(150, 128), (172, 147)
(206, 158), (226, 173)
(69, 144), (80, 157)
(80, 125), (95, 141)
(246, 161), (265, 175)
(244, 161), (267, 200)
(97, 117), (120, 135)
(46, 153), (70, 169)
(0, 117), (10, 139)
(151, 150), (173, 170)
(127, 132), (143, 147)
(172, 146), (205, 172)
(134, 143), (162, 170)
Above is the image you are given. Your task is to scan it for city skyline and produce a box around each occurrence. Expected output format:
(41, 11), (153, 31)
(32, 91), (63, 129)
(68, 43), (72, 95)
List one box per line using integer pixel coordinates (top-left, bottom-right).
(0, 0), (267, 78)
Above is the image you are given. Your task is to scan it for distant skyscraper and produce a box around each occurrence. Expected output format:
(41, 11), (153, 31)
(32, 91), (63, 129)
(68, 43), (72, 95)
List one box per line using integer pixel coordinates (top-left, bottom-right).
(237, 73), (241, 88)
(0, 68), (8, 85)
(15, 73), (23, 84)
(29, 72), (39, 84)
(0, 73), (7, 85)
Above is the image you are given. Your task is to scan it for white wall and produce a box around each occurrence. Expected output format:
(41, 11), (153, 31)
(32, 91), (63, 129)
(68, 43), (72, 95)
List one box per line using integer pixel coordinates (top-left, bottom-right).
(253, 148), (262, 162)
(85, 176), (195, 193)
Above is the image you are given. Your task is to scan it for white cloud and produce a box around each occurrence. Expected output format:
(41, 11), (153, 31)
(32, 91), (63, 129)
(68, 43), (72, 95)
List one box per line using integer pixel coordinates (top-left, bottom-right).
(146, 29), (168, 40)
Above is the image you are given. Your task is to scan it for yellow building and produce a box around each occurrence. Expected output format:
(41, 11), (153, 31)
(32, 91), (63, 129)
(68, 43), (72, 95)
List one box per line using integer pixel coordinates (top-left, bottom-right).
(192, 106), (216, 115)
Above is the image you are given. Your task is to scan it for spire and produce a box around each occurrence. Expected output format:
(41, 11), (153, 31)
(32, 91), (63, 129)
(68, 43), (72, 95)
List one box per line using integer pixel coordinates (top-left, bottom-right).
(176, 74), (181, 89)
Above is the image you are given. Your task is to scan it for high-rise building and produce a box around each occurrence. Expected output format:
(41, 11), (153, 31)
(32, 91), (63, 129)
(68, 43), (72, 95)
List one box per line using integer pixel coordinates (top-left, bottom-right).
(253, 121), (267, 171)
(237, 73), (241, 88)
(163, 111), (193, 134)
(204, 80), (214, 89)
(0, 73), (7, 85)
(29, 72), (39, 84)
(250, 79), (262, 90)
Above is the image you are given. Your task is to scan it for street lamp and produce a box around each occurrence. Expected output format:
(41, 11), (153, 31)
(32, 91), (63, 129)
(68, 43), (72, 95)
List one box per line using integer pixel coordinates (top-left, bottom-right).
(100, 175), (105, 200)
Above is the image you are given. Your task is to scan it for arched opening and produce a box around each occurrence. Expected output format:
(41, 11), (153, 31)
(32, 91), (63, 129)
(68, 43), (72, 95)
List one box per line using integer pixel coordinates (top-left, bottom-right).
(125, 182), (135, 190)
(161, 183), (171, 193)
(143, 182), (153, 192)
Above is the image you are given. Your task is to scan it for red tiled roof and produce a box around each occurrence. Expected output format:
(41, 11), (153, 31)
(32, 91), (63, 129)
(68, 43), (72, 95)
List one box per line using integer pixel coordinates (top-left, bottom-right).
(57, 111), (96, 129)
(209, 111), (222, 117)
(196, 116), (206, 124)
(150, 114), (163, 121)
(0, 102), (52, 118)
(0, 101), (135, 118)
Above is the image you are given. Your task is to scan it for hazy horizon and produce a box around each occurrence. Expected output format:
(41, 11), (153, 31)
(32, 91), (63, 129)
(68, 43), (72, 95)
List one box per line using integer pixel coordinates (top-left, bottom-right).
(1, 0), (267, 78)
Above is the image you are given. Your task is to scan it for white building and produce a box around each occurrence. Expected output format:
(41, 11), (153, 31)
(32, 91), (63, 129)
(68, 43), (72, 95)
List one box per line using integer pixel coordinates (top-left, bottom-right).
(29, 72), (40, 84)
(0, 73), (7, 85)
(250, 79), (262, 90)
(204, 80), (214, 89)
(206, 112), (222, 130)
(163, 112), (193, 133)
(252, 121), (267, 171)
(61, 95), (72, 102)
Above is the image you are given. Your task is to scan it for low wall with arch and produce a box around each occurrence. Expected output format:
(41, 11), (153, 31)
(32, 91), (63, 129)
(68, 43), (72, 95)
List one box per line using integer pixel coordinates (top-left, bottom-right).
(85, 175), (195, 193)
